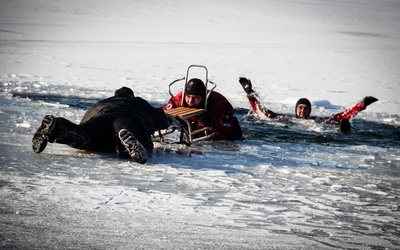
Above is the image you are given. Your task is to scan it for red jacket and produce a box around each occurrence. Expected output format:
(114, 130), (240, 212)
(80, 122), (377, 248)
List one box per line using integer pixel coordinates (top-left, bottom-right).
(164, 91), (243, 141)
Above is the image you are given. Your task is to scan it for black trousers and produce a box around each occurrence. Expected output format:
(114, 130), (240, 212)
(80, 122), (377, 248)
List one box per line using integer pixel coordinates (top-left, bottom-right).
(51, 115), (153, 154)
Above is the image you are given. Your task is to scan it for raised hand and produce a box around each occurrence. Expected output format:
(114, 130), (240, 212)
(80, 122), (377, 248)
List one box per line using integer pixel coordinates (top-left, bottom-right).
(239, 77), (254, 95)
(361, 96), (378, 109)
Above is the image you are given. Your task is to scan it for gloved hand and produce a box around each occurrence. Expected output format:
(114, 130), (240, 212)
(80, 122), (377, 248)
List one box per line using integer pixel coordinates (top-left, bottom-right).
(199, 114), (214, 127)
(239, 77), (253, 95)
(361, 96), (378, 109)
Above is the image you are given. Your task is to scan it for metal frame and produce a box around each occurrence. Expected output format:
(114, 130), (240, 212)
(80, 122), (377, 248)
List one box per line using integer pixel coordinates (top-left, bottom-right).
(159, 65), (217, 145)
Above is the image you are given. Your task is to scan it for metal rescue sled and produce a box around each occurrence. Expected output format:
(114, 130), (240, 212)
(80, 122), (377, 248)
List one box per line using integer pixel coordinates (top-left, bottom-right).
(154, 65), (217, 145)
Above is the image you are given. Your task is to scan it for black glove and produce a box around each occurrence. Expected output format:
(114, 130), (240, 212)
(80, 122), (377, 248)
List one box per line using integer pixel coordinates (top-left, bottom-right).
(199, 114), (214, 127)
(239, 77), (253, 95)
(361, 96), (378, 109)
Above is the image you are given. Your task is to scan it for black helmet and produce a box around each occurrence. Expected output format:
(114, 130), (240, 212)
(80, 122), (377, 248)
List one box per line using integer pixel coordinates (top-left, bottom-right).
(185, 78), (206, 96)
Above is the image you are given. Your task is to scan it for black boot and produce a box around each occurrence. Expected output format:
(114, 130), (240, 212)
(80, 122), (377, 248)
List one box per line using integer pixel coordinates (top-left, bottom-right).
(32, 115), (57, 153)
(118, 129), (148, 164)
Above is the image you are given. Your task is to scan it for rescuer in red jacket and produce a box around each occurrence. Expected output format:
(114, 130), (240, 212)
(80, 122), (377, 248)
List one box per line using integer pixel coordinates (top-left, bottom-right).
(164, 78), (243, 140)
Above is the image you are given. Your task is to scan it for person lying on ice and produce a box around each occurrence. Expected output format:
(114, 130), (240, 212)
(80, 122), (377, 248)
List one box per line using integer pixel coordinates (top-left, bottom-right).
(164, 78), (243, 140)
(32, 86), (170, 164)
(238, 77), (378, 132)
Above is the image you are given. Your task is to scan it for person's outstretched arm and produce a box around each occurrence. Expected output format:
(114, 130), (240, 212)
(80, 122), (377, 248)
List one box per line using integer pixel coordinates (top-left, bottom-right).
(330, 96), (378, 122)
(239, 77), (277, 119)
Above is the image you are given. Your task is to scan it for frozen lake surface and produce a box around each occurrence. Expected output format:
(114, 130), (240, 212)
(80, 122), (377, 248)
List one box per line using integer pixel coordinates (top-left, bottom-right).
(1, 0), (400, 249)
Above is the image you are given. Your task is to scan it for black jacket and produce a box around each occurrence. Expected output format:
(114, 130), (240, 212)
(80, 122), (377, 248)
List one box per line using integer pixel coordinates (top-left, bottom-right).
(80, 94), (169, 133)
(78, 87), (170, 151)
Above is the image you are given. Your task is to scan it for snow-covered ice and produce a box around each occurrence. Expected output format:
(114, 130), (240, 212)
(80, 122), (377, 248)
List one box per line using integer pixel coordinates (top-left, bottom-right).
(1, 0), (399, 249)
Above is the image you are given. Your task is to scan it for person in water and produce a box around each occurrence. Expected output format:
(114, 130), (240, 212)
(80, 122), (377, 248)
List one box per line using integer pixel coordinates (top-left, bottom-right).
(164, 78), (243, 140)
(239, 77), (378, 132)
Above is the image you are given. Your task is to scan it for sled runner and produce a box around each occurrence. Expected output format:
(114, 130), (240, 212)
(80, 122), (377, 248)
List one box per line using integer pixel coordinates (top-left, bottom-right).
(156, 65), (217, 145)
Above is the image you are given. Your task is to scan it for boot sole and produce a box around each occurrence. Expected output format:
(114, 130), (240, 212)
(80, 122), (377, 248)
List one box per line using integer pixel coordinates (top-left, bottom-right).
(32, 115), (55, 153)
(118, 129), (148, 164)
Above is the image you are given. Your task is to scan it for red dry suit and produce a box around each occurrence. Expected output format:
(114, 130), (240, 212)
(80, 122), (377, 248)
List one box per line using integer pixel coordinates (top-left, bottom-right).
(246, 92), (371, 124)
(164, 90), (243, 141)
